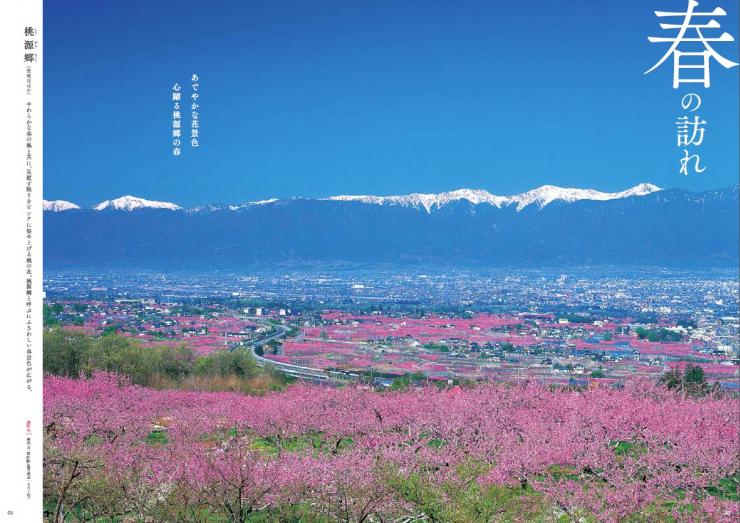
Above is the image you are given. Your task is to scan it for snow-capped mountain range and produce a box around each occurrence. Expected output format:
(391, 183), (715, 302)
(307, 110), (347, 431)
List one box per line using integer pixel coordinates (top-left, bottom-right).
(327, 183), (661, 213)
(43, 185), (738, 268)
(43, 183), (661, 213)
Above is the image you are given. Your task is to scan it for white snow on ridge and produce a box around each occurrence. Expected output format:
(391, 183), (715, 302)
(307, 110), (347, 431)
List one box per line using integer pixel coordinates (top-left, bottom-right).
(326, 183), (661, 213)
(509, 183), (661, 211)
(43, 199), (81, 212)
(75, 184), (662, 213)
(249, 198), (279, 206)
(189, 199), (279, 212)
(223, 198), (280, 211)
(93, 195), (182, 211)
(227, 198), (279, 210)
(328, 189), (510, 213)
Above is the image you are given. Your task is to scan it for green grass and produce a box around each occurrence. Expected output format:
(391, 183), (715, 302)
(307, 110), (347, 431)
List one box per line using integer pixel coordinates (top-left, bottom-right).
(146, 429), (169, 446)
(612, 440), (647, 457)
(705, 473), (739, 502)
(249, 432), (354, 456)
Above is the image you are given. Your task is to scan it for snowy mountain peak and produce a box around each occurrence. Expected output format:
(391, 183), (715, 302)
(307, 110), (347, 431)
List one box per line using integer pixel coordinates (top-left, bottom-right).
(43, 199), (81, 212)
(616, 183), (662, 197)
(93, 195), (182, 211)
(510, 183), (662, 211)
(326, 183), (661, 213)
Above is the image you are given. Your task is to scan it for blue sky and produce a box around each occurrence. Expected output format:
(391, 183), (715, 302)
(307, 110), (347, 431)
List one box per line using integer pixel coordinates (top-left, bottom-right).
(45, 0), (739, 206)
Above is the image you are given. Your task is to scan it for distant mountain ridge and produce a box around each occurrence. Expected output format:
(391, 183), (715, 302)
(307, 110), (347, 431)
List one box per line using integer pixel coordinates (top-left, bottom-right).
(325, 183), (661, 212)
(43, 184), (738, 269)
(43, 182), (661, 214)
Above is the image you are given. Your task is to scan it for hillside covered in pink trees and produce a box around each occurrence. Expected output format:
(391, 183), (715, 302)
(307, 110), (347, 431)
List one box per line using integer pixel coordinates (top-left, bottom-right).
(44, 373), (738, 522)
